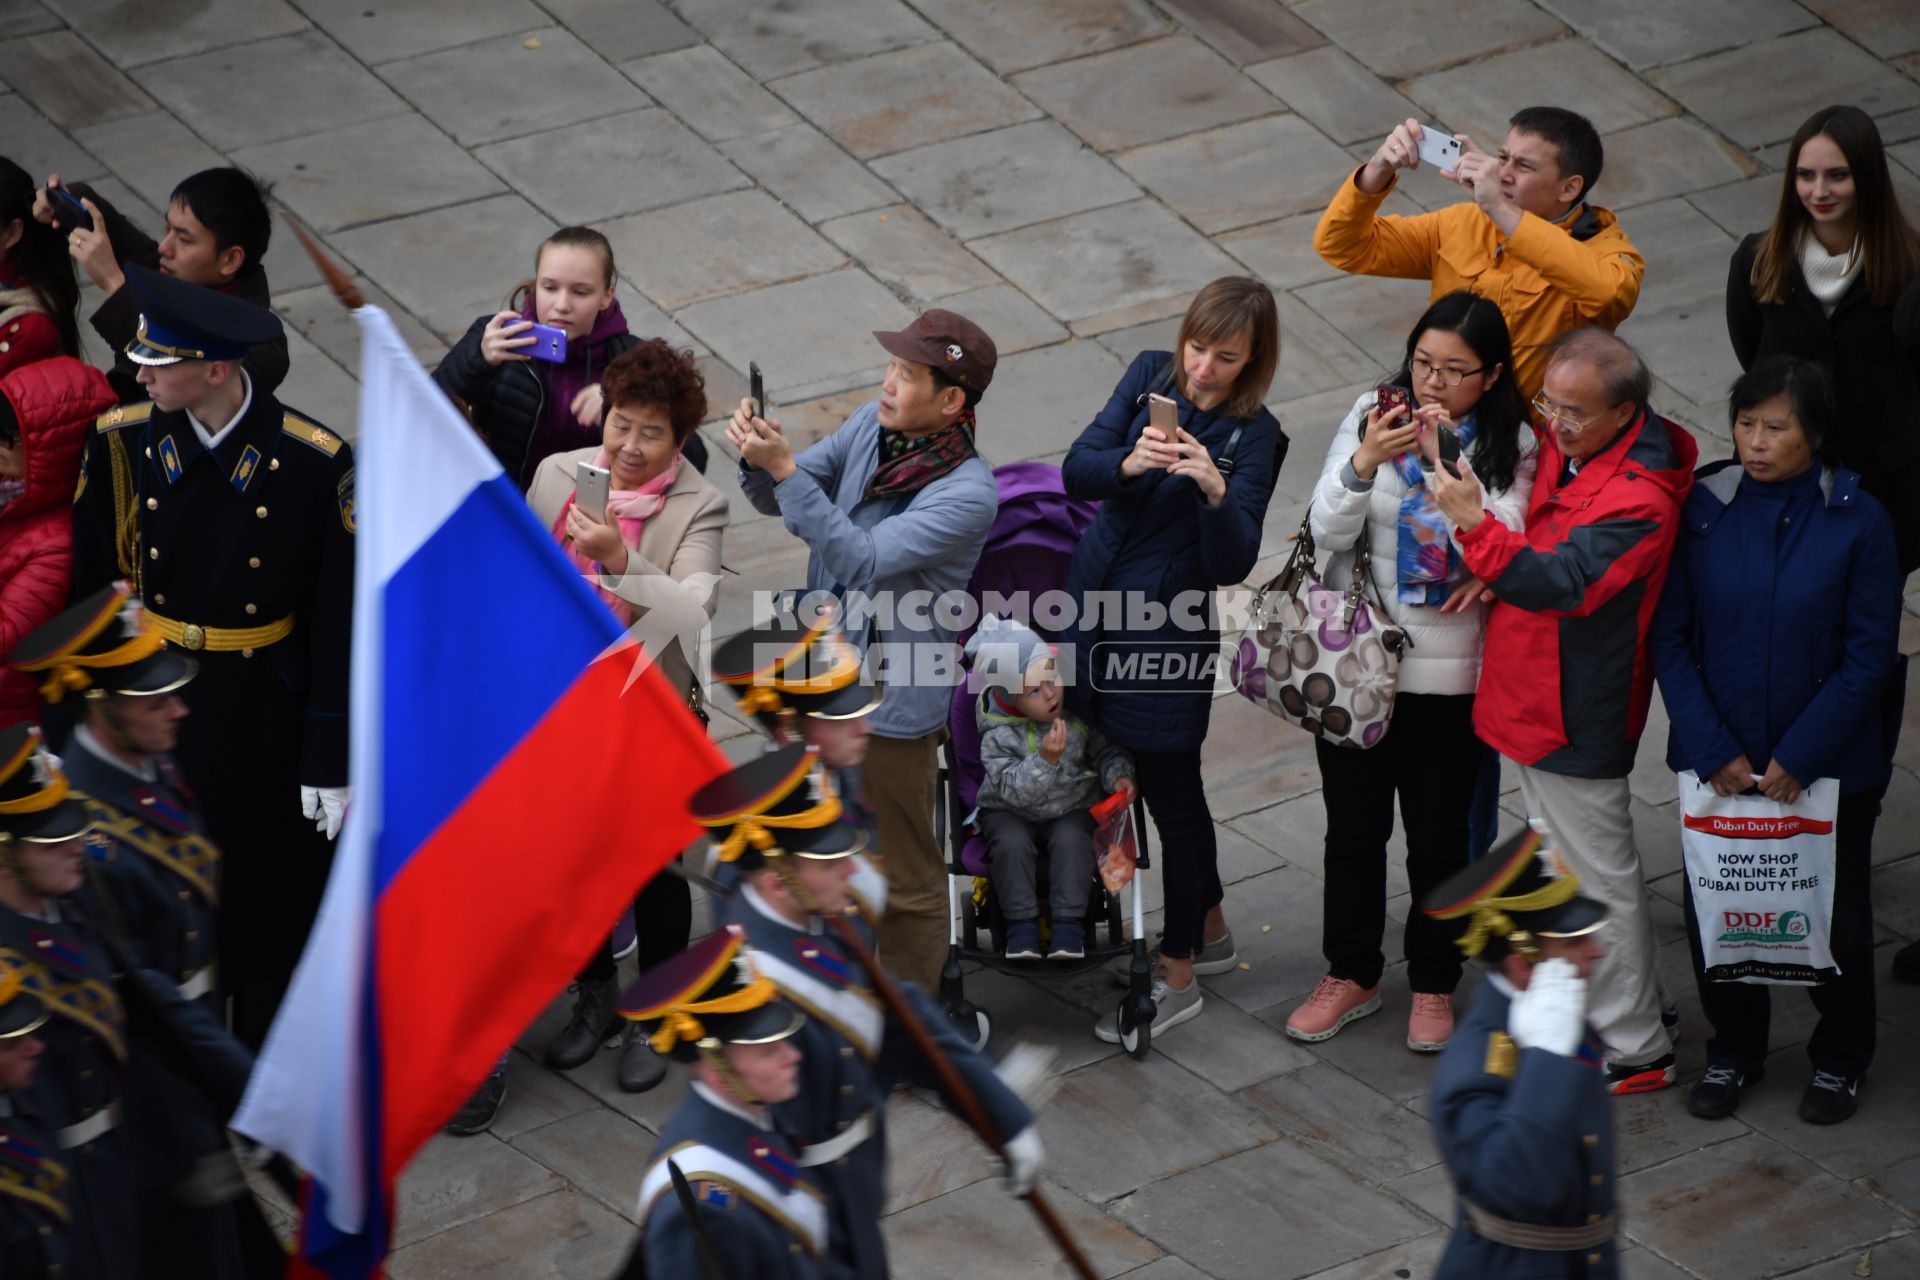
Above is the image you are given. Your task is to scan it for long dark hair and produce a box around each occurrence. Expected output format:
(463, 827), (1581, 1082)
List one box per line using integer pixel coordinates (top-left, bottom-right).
(1751, 105), (1920, 307)
(1388, 291), (1525, 494)
(0, 158), (80, 357)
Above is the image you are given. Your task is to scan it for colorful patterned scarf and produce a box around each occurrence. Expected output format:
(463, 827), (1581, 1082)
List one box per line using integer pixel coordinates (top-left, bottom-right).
(1392, 414), (1479, 606)
(552, 449), (682, 627)
(865, 407), (977, 500)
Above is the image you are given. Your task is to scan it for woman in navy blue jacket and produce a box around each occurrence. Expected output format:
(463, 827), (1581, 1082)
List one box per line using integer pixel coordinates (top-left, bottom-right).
(1651, 355), (1901, 1127)
(1062, 277), (1285, 1042)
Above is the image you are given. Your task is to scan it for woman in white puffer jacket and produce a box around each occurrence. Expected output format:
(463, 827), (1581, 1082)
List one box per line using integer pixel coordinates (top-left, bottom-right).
(1284, 291), (1537, 1057)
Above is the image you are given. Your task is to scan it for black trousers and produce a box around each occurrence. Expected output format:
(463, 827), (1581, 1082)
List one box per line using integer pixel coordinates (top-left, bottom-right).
(580, 866), (692, 983)
(1132, 746), (1220, 958)
(1315, 692), (1480, 993)
(1683, 790), (1879, 1079)
(980, 808), (1097, 921)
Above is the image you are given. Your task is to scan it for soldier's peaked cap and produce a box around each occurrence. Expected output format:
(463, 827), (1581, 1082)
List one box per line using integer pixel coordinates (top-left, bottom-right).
(122, 261), (283, 366)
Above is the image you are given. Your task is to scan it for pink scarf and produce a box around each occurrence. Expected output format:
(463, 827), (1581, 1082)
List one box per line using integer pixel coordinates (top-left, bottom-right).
(552, 449), (682, 626)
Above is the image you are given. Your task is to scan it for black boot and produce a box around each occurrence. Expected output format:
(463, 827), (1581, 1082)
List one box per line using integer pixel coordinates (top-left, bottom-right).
(617, 1022), (669, 1094)
(545, 978), (620, 1070)
(447, 1058), (508, 1135)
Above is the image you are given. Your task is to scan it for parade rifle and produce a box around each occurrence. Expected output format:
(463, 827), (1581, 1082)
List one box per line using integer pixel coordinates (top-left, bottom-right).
(668, 1158), (729, 1280)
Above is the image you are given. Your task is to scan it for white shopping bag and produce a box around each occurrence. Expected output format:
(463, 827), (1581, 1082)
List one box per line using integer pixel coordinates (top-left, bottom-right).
(1679, 771), (1839, 985)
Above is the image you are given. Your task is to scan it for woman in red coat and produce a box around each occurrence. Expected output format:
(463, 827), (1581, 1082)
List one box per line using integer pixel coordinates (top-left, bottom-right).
(0, 357), (115, 725)
(0, 157), (80, 377)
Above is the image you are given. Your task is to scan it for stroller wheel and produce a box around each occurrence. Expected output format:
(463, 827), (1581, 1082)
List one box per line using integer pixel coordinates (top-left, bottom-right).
(948, 1000), (992, 1054)
(1117, 1005), (1151, 1059)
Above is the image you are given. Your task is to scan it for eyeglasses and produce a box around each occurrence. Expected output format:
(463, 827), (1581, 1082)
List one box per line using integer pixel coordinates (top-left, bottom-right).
(1530, 393), (1606, 434)
(1410, 356), (1485, 387)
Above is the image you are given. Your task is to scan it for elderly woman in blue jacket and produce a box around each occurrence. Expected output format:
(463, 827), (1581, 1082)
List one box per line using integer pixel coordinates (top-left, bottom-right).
(1651, 355), (1902, 1128)
(1062, 277), (1285, 1041)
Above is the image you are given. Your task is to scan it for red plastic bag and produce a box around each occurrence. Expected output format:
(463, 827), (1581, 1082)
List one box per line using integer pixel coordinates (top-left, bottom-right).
(1092, 791), (1137, 893)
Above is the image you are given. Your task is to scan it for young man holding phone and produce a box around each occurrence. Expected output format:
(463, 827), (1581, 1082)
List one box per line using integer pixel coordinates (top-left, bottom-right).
(726, 311), (1000, 992)
(34, 167), (288, 405)
(1315, 107), (1644, 399)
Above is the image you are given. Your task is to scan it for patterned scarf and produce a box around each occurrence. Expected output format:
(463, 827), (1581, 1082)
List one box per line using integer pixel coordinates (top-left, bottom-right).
(865, 407), (977, 500)
(1392, 414), (1479, 606)
(0, 476), (21, 518)
(552, 450), (683, 627)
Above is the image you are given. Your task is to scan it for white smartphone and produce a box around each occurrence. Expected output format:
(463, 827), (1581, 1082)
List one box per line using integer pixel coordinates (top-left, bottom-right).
(1416, 125), (1462, 172)
(575, 461), (612, 524)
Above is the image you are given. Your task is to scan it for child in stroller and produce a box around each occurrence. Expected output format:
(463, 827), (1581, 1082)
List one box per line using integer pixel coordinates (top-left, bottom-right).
(964, 614), (1135, 961)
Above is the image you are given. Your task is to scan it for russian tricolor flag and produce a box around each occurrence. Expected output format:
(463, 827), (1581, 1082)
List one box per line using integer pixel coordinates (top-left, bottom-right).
(232, 306), (726, 1276)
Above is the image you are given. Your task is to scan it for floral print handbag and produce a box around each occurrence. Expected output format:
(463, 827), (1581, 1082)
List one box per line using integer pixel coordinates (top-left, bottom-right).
(1229, 510), (1413, 748)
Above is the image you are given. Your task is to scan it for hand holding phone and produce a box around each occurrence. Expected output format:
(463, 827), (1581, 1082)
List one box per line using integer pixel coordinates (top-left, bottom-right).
(749, 362), (765, 420)
(48, 184), (91, 232)
(1147, 392), (1178, 434)
(525, 322), (569, 363)
(1435, 423), (1462, 479)
(575, 461), (612, 524)
(1416, 125), (1463, 174)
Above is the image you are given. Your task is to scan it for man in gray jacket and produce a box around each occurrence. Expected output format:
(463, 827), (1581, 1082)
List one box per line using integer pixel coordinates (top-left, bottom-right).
(727, 311), (1000, 989)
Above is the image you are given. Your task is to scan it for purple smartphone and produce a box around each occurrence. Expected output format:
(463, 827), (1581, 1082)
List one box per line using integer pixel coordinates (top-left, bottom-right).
(525, 322), (569, 363)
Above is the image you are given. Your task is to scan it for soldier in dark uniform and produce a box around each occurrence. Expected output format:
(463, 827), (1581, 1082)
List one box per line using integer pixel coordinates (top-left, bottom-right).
(1421, 826), (1619, 1280)
(611, 923), (848, 1280)
(698, 743), (1044, 1280)
(0, 724), (138, 1278)
(67, 262), (353, 1048)
(12, 584), (266, 1278)
(0, 956), (71, 1279)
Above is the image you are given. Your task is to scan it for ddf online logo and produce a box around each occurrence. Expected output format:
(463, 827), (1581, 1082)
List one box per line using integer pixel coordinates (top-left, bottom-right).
(1718, 910), (1812, 944)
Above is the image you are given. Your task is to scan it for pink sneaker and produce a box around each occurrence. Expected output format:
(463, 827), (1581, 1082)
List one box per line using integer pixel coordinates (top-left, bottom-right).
(1284, 976), (1382, 1043)
(1407, 993), (1454, 1053)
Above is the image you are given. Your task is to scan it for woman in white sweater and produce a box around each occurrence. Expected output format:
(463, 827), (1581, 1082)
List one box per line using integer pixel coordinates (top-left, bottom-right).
(1285, 291), (1537, 1054)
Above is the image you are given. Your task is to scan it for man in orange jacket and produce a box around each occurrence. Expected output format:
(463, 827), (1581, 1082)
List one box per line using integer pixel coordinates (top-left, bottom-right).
(1315, 107), (1644, 399)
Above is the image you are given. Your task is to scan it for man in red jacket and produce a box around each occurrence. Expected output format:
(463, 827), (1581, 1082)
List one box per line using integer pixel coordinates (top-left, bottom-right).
(1431, 328), (1695, 1095)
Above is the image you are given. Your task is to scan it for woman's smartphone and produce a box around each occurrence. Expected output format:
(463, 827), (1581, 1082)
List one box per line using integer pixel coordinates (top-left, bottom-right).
(49, 185), (91, 230)
(1373, 383), (1412, 419)
(1147, 393), (1178, 434)
(575, 461), (612, 524)
(526, 322), (569, 363)
(1436, 424), (1462, 478)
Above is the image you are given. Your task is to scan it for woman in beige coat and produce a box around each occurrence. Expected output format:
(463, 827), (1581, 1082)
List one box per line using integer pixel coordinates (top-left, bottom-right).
(453, 340), (727, 1134)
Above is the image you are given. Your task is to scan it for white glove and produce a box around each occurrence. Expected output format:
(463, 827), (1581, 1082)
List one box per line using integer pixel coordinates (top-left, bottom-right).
(300, 786), (349, 840)
(993, 1041), (1060, 1113)
(996, 1126), (1045, 1197)
(1507, 957), (1586, 1057)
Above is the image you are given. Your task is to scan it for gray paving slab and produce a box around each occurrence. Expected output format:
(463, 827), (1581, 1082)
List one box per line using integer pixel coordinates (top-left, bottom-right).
(0, 32), (154, 131)
(0, 94), (104, 184)
(379, 27), (648, 148)
(482, 1050), (600, 1143)
(1611, 1089), (1750, 1175)
(71, 110), (224, 211)
(871, 120), (1142, 240)
(1617, 1131), (1909, 1277)
(1534, 0), (1819, 71)
(1297, 1236), (1451, 1280)
(392, 1131), (565, 1250)
(1245, 47), (1423, 147)
(1116, 114), (1355, 234)
(1152, 987), (1317, 1093)
(1112, 1136), (1434, 1280)
(623, 44), (799, 142)
(1601, 117), (1761, 211)
(278, 279), (450, 379)
(773, 41), (1042, 161)
(915, 0), (1169, 76)
(1201, 686), (1327, 817)
(1156, 0), (1327, 67)
(57, 0), (309, 70)
(1783, 1235), (1920, 1280)
(1406, 38), (1678, 151)
(677, 269), (910, 402)
(384, 1189), (631, 1279)
(277, 327), (361, 439)
(232, 113), (506, 234)
(541, 0), (700, 63)
(718, 123), (901, 223)
(880, 1091), (995, 1215)
(296, 0), (547, 64)
(931, 284), (1070, 355)
(0, 1), (61, 37)
(1805, 0), (1920, 59)
(508, 1108), (654, 1221)
(476, 108), (747, 225)
(1192, 866), (1337, 1016)
(679, 0), (941, 81)
(1647, 28), (1920, 150)
(820, 204), (1000, 303)
(1219, 210), (1361, 293)
(1293, 272), (1439, 371)
(133, 30), (409, 151)
(1735, 1027), (1920, 1182)
(1290, 0), (1565, 79)
(1010, 35), (1278, 155)
(600, 191), (844, 311)
(1271, 293), (1386, 404)
(329, 193), (556, 342)
(967, 338), (1126, 460)
(883, 1175), (1163, 1279)
(1683, 173), (1781, 242)
(970, 200), (1244, 328)
(1238, 1061), (1441, 1182)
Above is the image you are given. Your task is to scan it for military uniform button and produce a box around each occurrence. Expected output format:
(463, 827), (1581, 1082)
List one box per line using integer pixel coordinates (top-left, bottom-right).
(256, 505), (269, 518)
(146, 497), (157, 509)
(145, 447), (152, 458)
(153, 594), (165, 605)
(179, 890), (190, 901)
(1583, 1134), (1599, 1147)
(37, 1225), (47, 1236)
(788, 1244), (801, 1255)
(1588, 1213), (1601, 1224)
(245, 603), (258, 615)
(1590, 1174), (1604, 1187)
(149, 547), (159, 559)
(186, 930), (199, 942)
(269, 458), (280, 470)
(839, 1083), (853, 1096)
(837, 1154), (849, 1166)
(241, 648), (254, 658)
(249, 557), (261, 568)
(839, 1046), (853, 1059)
(1588, 1254), (1602, 1266)
(80, 1070), (91, 1082)
(837, 1120), (849, 1131)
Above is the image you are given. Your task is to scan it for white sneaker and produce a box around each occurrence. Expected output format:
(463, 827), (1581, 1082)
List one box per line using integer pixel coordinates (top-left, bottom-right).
(1095, 971), (1203, 1043)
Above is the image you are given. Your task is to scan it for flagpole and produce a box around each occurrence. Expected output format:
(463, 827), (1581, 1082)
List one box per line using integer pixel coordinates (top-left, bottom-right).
(281, 211), (366, 311)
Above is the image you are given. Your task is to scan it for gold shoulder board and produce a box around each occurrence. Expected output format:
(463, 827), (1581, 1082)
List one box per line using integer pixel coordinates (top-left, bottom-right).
(281, 413), (343, 457)
(1484, 1030), (1517, 1079)
(95, 402), (155, 433)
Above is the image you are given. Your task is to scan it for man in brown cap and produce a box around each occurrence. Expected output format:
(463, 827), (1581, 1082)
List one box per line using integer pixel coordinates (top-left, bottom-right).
(726, 310), (1000, 990)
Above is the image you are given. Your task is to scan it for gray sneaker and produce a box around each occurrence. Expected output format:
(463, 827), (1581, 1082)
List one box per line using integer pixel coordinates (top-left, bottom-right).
(1096, 970), (1203, 1043)
(1112, 930), (1238, 986)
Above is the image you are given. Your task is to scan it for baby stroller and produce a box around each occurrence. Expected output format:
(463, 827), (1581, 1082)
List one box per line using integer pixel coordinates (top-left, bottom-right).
(936, 462), (1160, 1059)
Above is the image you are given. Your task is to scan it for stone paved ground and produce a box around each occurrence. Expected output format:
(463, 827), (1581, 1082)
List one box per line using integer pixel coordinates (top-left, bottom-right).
(13, 0), (1920, 1275)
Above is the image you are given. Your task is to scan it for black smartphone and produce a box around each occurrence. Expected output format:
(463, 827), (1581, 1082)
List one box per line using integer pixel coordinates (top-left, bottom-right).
(49, 185), (90, 231)
(1437, 424), (1462, 478)
(749, 361), (765, 420)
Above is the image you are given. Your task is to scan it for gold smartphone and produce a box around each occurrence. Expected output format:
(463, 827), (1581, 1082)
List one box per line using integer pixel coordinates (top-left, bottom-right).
(1147, 393), (1178, 433)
